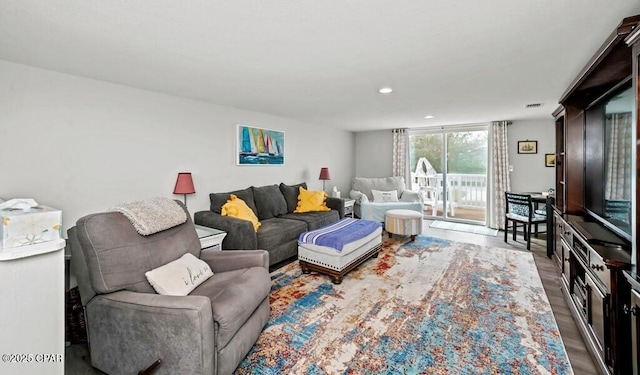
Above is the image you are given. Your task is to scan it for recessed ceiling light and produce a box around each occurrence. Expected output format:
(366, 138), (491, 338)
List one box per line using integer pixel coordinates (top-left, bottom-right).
(424, 115), (435, 119)
(378, 87), (393, 94)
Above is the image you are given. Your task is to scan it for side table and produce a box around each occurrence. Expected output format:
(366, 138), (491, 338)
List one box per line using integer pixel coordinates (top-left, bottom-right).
(195, 224), (227, 251)
(342, 198), (355, 218)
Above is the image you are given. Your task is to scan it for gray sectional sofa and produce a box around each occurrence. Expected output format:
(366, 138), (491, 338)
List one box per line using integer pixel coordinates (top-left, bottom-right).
(194, 182), (342, 266)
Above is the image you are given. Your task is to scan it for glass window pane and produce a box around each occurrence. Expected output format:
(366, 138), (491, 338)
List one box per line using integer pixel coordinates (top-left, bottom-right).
(409, 128), (488, 223)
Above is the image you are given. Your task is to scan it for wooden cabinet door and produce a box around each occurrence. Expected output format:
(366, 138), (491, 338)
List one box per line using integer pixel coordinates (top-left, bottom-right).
(587, 273), (609, 361)
(562, 241), (571, 287)
(630, 289), (640, 375)
(553, 213), (563, 270)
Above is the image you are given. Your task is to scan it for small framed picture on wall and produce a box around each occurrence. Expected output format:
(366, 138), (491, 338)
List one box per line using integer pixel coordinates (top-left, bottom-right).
(545, 153), (555, 167)
(517, 140), (538, 154)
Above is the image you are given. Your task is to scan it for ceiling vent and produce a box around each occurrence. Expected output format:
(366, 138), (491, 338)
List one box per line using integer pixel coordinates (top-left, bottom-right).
(525, 103), (543, 108)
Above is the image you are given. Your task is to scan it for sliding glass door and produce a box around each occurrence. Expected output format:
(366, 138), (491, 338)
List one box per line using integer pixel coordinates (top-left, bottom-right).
(409, 125), (489, 224)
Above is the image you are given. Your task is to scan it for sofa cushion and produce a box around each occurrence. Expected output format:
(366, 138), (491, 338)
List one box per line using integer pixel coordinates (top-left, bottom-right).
(280, 210), (340, 231)
(210, 187), (257, 215)
(279, 182), (308, 213)
(191, 267), (270, 349)
(256, 218), (307, 250)
(251, 184), (288, 220)
(221, 194), (261, 231)
(371, 189), (399, 202)
(295, 187), (331, 213)
(352, 177), (406, 201)
(145, 253), (213, 296)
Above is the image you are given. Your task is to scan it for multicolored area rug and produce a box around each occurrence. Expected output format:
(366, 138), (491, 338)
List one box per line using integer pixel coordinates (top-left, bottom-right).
(235, 236), (573, 375)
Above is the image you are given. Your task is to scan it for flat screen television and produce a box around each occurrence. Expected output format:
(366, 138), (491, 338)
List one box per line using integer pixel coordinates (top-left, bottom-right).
(584, 79), (633, 243)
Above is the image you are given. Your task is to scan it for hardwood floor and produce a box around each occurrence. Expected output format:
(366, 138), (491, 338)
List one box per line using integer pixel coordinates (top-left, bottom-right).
(421, 219), (599, 375)
(66, 221), (599, 374)
(426, 206), (487, 222)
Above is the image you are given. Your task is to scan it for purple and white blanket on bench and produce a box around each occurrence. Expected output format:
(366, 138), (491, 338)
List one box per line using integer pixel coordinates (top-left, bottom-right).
(298, 218), (382, 252)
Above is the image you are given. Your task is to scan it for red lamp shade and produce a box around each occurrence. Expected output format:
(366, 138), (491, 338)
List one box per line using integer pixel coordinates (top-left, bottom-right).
(319, 168), (331, 181)
(173, 172), (195, 194)
(173, 172), (195, 205)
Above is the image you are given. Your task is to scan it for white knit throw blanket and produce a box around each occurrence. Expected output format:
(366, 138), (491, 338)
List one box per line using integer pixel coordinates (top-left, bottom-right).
(110, 197), (187, 236)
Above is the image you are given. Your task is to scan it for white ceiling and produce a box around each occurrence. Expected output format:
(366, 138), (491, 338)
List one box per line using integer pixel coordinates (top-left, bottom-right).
(2, 1), (640, 131)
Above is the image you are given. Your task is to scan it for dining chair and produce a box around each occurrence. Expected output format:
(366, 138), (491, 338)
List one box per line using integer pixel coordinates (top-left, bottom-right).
(504, 192), (547, 250)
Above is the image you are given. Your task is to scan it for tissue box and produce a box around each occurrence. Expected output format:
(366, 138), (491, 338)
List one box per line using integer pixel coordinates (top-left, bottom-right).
(1, 205), (62, 249)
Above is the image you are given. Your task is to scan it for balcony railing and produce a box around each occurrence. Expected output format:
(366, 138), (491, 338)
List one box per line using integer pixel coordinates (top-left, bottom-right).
(411, 172), (488, 209)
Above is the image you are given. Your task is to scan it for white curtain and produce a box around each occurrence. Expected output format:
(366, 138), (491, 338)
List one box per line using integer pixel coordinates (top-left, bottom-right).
(392, 129), (408, 179)
(605, 113), (632, 200)
(488, 121), (511, 229)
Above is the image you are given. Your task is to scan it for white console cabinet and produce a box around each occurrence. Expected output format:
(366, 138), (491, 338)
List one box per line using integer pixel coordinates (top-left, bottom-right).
(0, 239), (65, 375)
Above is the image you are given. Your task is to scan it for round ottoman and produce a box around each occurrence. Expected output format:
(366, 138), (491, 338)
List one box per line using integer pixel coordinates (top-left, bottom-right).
(384, 209), (423, 241)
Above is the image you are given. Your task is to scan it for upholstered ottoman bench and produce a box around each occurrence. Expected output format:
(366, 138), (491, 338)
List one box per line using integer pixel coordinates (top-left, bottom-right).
(385, 209), (423, 241)
(298, 218), (382, 284)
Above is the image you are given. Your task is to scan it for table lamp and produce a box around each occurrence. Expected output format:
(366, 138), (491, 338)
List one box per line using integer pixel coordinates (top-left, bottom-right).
(319, 167), (331, 192)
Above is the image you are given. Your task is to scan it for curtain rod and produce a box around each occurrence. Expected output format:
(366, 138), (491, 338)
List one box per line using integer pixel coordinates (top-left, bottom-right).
(394, 120), (512, 133)
(407, 122), (491, 132)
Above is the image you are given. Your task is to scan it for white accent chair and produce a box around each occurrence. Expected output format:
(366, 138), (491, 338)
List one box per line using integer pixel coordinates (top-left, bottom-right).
(349, 176), (423, 222)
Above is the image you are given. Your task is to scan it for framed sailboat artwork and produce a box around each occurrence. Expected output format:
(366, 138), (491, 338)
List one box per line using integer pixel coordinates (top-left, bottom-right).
(236, 124), (285, 165)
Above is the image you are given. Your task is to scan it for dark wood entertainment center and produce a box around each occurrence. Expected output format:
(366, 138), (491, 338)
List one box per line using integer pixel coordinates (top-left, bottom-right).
(551, 15), (640, 375)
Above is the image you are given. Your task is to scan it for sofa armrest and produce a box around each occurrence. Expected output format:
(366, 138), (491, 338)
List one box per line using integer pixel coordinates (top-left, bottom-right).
(349, 190), (368, 204)
(86, 290), (214, 375)
(200, 249), (269, 273)
(194, 210), (258, 249)
(400, 189), (421, 203)
(325, 197), (344, 218)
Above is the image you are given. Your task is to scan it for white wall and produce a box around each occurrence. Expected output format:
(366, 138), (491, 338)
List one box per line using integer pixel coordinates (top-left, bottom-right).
(354, 130), (392, 177)
(0, 60), (355, 231)
(507, 119), (556, 193)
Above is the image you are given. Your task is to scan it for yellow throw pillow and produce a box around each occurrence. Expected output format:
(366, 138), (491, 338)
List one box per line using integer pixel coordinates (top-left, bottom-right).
(221, 194), (261, 231)
(295, 187), (331, 213)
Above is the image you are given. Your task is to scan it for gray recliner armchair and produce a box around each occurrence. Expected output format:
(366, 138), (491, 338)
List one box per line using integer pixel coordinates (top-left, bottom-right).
(67, 202), (270, 375)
